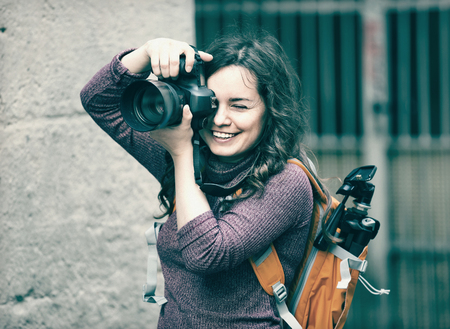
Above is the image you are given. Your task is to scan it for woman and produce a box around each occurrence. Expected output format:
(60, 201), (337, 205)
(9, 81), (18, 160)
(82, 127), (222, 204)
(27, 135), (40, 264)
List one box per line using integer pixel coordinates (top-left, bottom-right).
(81, 29), (322, 328)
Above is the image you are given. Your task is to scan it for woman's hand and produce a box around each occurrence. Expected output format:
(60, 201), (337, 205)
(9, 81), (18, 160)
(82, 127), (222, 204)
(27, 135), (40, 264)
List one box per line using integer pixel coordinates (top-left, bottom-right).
(121, 38), (213, 76)
(148, 105), (194, 159)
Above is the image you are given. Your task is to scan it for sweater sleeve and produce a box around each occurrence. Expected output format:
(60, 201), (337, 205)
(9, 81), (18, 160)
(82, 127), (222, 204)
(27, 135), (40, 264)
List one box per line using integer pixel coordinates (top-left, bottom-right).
(80, 49), (168, 183)
(176, 163), (313, 274)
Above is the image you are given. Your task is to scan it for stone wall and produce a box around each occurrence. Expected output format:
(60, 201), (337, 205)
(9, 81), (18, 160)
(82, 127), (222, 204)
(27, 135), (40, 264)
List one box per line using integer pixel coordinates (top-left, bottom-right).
(0, 1), (194, 328)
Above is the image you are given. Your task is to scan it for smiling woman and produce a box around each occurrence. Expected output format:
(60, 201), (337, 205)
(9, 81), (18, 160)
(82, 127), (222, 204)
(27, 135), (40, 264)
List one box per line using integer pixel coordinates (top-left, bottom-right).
(200, 65), (266, 163)
(80, 28), (329, 329)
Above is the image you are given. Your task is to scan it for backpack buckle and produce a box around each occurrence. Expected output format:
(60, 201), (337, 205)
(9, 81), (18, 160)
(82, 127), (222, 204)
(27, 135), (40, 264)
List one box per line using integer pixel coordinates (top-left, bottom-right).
(272, 282), (288, 304)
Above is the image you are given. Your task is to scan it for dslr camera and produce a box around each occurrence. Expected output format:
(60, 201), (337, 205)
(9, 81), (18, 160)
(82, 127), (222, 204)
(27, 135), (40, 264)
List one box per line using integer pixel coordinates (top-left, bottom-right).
(120, 50), (217, 132)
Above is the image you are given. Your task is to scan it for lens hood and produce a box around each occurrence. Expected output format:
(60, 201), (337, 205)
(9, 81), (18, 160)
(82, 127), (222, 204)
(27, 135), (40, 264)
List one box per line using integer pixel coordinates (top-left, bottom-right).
(120, 80), (182, 132)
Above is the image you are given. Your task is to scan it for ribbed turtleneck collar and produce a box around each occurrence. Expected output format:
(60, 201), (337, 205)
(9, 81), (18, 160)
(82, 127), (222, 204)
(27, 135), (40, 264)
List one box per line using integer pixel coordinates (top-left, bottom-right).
(204, 152), (257, 186)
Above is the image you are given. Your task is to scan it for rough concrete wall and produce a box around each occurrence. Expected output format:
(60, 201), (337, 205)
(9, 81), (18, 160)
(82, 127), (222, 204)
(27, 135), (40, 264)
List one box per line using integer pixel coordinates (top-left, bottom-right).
(0, 1), (194, 328)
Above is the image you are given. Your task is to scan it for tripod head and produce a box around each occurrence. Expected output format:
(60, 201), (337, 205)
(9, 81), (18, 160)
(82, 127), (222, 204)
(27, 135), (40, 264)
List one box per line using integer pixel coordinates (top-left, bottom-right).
(314, 165), (380, 256)
(336, 165), (377, 207)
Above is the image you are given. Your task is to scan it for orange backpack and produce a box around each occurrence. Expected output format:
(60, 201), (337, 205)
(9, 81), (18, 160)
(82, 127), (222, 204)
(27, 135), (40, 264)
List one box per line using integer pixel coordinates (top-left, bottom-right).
(248, 159), (389, 329)
(142, 159), (389, 328)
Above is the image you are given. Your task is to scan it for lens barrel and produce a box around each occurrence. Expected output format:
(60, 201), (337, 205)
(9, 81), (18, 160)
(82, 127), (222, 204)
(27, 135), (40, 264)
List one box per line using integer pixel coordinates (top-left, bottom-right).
(120, 80), (184, 132)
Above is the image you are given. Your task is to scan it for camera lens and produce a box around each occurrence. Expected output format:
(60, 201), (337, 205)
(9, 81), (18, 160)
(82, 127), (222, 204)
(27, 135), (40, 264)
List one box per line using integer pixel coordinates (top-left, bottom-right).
(120, 80), (184, 132)
(134, 88), (165, 124)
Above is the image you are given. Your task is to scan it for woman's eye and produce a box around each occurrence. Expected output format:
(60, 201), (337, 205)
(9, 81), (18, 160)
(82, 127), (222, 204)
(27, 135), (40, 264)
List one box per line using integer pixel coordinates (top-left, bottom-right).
(232, 104), (248, 110)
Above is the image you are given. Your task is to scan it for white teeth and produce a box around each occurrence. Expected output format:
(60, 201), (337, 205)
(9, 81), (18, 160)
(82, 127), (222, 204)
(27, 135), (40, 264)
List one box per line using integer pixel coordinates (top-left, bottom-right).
(213, 132), (236, 139)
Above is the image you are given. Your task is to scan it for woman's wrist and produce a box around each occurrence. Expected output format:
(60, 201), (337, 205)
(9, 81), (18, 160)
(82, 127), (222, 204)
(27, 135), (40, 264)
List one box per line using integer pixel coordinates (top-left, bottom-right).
(121, 46), (152, 74)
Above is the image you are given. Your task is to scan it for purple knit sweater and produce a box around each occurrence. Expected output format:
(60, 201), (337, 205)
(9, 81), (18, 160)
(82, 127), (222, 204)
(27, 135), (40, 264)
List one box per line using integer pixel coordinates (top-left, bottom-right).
(80, 50), (313, 328)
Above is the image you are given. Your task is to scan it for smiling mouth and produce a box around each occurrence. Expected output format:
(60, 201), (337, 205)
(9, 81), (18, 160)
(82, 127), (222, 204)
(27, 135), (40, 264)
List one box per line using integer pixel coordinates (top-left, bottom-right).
(212, 131), (238, 139)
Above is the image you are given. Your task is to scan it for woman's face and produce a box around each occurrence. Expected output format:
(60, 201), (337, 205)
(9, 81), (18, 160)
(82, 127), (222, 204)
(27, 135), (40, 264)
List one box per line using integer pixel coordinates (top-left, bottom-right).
(200, 65), (266, 163)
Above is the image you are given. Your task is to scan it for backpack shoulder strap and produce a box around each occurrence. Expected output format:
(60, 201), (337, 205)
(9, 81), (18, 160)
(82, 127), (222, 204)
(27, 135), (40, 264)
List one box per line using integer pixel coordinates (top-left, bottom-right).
(249, 244), (284, 295)
(287, 158), (327, 205)
(142, 222), (168, 305)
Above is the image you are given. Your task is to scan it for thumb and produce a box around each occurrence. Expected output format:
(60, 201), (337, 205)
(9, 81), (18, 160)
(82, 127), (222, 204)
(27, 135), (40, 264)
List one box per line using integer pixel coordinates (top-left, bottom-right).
(181, 105), (193, 126)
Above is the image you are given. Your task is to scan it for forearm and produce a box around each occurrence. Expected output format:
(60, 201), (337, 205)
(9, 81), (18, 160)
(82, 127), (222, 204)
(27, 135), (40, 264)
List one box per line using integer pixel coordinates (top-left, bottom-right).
(80, 50), (167, 182)
(172, 151), (211, 230)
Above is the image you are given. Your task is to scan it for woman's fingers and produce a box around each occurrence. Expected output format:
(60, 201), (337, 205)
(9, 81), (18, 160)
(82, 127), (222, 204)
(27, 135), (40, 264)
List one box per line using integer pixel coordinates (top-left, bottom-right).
(146, 38), (197, 78)
(151, 56), (162, 77)
(198, 51), (213, 63)
(146, 39), (212, 78)
(122, 39), (212, 76)
(148, 105), (193, 157)
(169, 48), (182, 78)
(159, 46), (172, 78)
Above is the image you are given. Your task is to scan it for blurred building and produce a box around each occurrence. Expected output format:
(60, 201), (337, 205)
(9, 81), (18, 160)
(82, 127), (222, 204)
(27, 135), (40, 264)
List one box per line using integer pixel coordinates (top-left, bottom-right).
(195, 1), (450, 328)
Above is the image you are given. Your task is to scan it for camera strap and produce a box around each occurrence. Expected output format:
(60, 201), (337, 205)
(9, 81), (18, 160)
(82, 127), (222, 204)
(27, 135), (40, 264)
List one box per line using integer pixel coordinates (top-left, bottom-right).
(192, 132), (247, 197)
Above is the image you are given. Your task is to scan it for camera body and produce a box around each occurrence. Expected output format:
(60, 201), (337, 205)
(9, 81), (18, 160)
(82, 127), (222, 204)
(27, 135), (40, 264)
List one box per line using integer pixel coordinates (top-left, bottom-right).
(120, 51), (217, 132)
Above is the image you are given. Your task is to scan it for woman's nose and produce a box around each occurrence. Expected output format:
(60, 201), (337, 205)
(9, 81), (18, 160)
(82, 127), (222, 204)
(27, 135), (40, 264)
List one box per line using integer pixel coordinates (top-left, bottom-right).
(212, 104), (231, 127)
